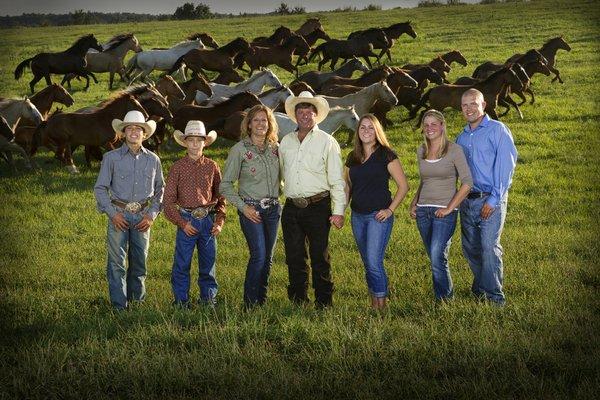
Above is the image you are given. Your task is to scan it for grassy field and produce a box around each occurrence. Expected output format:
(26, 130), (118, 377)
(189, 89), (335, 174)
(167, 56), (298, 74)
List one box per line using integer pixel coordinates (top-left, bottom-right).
(1, 0), (599, 398)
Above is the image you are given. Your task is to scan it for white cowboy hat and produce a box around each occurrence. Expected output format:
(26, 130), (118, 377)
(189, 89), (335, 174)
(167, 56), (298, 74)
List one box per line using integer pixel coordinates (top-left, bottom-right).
(173, 120), (217, 147)
(284, 91), (330, 125)
(112, 110), (156, 139)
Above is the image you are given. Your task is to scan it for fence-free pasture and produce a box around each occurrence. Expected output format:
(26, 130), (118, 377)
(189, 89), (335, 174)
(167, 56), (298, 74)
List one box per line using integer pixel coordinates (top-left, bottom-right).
(1, 0), (599, 398)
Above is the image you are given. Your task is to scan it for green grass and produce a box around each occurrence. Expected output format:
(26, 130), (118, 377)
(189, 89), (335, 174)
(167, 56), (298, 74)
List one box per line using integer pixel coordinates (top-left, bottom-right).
(1, 0), (599, 398)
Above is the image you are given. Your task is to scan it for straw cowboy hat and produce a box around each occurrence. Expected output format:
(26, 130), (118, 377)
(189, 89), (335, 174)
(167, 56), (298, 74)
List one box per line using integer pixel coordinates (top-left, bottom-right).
(173, 120), (217, 147)
(284, 91), (330, 125)
(111, 110), (156, 139)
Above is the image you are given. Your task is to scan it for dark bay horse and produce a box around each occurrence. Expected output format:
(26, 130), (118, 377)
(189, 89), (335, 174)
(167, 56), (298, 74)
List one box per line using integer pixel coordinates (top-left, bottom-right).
(407, 65), (524, 124)
(345, 28), (392, 64)
(440, 50), (468, 67)
(309, 38), (379, 70)
(349, 21), (417, 61)
(15, 34), (103, 93)
(173, 92), (261, 132)
(168, 37), (251, 77)
(212, 69), (245, 85)
(506, 36), (571, 83)
(35, 93), (146, 173)
(295, 18), (323, 36)
(319, 65), (393, 93)
(403, 56), (452, 83)
(296, 58), (369, 90)
(242, 35), (310, 77)
(252, 26), (294, 47)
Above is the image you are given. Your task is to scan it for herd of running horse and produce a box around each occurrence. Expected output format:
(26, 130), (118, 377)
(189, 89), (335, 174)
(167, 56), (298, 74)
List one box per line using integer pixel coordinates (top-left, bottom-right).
(1, 17), (571, 172)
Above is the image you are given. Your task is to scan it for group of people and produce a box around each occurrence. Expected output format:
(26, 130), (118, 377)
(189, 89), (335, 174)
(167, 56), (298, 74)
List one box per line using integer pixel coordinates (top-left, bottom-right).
(93, 87), (517, 311)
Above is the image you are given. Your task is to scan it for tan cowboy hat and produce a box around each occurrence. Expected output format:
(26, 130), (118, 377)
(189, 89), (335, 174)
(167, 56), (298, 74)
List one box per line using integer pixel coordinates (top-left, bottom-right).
(173, 120), (217, 147)
(112, 110), (156, 139)
(284, 90), (330, 124)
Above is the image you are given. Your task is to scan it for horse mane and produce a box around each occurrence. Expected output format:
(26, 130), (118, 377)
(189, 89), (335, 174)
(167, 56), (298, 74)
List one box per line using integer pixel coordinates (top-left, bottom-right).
(66, 34), (95, 52)
(221, 37), (248, 50)
(172, 39), (202, 49)
(224, 92), (257, 103)
(104, 33), (134, 51)
(483, 65), (511, 82)
(97, 90), (135, 109)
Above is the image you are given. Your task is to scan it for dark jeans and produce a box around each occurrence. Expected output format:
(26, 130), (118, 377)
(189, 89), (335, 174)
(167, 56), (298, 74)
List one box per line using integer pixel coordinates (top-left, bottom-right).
(281, 197), (333, 307)
(238, 203), (281, 307)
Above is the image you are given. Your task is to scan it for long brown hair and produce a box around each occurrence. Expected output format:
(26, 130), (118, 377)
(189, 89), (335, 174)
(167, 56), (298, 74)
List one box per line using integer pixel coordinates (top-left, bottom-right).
(240, 104), (279, 144)
(420, 109), (449, 159)
(349, 114), (391, 164)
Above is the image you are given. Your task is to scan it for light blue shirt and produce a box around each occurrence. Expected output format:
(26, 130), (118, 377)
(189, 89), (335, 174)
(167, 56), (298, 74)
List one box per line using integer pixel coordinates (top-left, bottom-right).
(456, 115), (517, 207)
(94, 144), (164, 219)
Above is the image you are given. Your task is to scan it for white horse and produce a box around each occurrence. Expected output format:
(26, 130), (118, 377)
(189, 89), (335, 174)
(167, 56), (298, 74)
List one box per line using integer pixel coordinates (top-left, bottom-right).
(0, 97), (43, 129)
(198, 86), (293, 109)
(127, 38), (204, 83)
(199, 69), (282, 100)
(276, 105), (359, 141)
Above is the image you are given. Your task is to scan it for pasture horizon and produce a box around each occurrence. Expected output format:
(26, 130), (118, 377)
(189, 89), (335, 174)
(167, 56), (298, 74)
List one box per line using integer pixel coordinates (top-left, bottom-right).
(1, 0), (599, 398)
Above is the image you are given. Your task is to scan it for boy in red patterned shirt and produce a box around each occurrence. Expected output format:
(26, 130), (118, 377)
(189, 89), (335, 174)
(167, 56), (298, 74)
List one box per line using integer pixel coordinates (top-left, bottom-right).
(163, 120), (226, 307)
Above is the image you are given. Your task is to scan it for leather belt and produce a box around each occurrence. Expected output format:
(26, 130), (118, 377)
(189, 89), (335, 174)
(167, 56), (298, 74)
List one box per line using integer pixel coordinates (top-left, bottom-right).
(287, 191), (330, 208)
(111, 199), (150, 213)
(467, 192), (491, 199)
(177, 204), (215, 219)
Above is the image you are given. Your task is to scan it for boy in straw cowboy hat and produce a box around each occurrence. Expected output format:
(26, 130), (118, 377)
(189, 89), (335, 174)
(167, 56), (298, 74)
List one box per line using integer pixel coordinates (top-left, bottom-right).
(94, 110), (165, 311)
(279, 91), (346, 309)
(163, 120), (226, 307)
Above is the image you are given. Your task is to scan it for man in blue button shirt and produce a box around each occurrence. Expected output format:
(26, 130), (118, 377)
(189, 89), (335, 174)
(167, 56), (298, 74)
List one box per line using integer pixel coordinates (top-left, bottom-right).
(456, 89), (517, 305)
(94, 111), (165, 310)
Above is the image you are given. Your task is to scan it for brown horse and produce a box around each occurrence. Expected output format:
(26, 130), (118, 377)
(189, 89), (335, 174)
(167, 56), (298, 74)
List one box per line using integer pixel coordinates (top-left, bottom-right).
(252, 26), (294, 47)
(309, 38), (379, 71)
(403, 56), (452, 83)
(319, 65), (393, 93)
(187, 33), (220, 49)
(35, 93), (146, 173)
(296, 58), (369, 90)
(168, 37), (251, 77)
(295, 18), (323, 36)
(346, 28), (392, 63)
(242, 35), (310, 77)
(14, 84), (74, 154)
(155, 75), (185, 101)
(440, 50), (468, 67)
(407, 65), (524, 124)
(349, 21), (417, 61)
(506, 36), (571, 83)
(173, 92), (261, 132)
(472, 49), (547, 79)
(205, 110), (246, 142)
(15, 34), (103, 93)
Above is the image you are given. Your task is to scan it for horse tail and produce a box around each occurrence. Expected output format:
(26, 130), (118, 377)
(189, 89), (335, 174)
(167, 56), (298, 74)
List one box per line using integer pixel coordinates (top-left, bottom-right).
(168, 54), (186, 76)
(405, 89), (431, 121)
(14, 57), (33, 80)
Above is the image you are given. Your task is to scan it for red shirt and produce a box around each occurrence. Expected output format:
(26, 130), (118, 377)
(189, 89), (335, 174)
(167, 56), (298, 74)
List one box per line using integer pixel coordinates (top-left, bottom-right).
(163, 155), (226, 229)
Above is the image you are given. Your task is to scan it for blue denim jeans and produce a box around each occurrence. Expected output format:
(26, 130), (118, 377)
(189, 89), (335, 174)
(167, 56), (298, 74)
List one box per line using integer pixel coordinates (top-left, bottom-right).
(415, 206), (458, 300)
(460, 194), (508, 304)
(238, 203), (281, 307)
(106, 211), (150, 310)
(171, 210), (217, 304)
(351, 210), (394, 298)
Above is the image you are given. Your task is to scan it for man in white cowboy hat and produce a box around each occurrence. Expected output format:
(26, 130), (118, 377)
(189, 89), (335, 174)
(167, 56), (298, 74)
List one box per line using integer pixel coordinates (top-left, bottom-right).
(163, 120), (226, 307)
(94, 110), (165, 311)
(279, 91), (346, 308)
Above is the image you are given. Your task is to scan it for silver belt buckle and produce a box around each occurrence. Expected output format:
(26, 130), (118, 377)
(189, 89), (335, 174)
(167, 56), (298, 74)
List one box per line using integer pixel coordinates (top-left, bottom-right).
(191, 207), (208, 219)
(259, 198), (272, 209)
(125, 201), (141, 213)
(291, 197), (308, 208)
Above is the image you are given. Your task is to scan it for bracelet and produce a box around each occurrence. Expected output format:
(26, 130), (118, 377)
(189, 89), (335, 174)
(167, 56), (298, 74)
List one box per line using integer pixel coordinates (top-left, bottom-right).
(386, 208), (394, 214)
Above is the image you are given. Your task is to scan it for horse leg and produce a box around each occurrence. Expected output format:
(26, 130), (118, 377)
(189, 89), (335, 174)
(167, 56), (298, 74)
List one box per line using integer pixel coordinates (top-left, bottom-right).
(179, 65), (187, 81)
(44, 73), (52, 87)
(549, 66), (562, 83)
(386, 49), (393, 62)
(64, 144), (79, 174)
(362, 56), (373, 69)
(30, 74), (43, 94)
(329, 56), (338, 71)
(109, 71), (115, 90)
(84, 146), (92, 168)
(317, 56), (328, 71)
(487, 106), (499, 120)
(526, 88), (536, 105)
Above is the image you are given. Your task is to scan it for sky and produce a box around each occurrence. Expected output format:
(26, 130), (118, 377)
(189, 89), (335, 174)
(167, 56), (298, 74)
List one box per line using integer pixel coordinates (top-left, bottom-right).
(0, 0), (479, 16)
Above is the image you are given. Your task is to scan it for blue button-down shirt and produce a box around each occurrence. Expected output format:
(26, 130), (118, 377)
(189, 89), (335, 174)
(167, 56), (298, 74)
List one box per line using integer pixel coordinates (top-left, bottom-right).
(94, 144), (165, 219)
(456, 115), (517, 207)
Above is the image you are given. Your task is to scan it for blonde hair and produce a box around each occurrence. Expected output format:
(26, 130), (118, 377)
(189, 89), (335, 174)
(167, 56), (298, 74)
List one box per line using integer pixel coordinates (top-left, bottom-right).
(420, 109), (449, 159)
(240, 104), (279, 144)
(349, 114), (391, 164)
